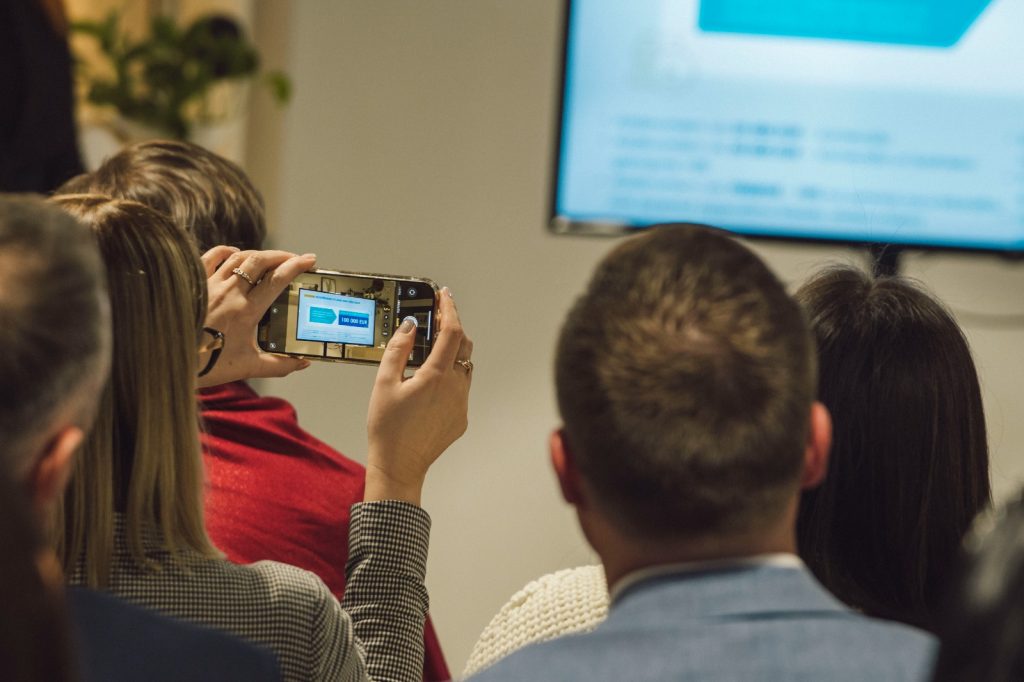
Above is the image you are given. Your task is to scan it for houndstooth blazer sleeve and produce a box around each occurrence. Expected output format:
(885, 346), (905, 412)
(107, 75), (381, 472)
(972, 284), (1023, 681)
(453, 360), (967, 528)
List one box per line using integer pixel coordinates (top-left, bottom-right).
(336, 500), (432, 682)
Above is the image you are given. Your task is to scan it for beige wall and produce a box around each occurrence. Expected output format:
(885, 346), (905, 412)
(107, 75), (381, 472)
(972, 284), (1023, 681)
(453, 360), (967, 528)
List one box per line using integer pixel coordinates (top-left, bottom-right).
(245, 1), (1024, 672)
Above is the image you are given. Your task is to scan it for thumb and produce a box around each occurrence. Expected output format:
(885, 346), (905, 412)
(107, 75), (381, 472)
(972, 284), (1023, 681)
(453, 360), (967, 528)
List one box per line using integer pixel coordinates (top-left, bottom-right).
(376, 316), (418, 385)
(254, 354), (312, 378)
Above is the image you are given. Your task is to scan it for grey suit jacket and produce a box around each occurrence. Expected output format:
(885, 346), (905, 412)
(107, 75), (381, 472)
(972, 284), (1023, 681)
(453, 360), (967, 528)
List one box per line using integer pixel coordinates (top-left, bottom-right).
(469, 564), (936, 681)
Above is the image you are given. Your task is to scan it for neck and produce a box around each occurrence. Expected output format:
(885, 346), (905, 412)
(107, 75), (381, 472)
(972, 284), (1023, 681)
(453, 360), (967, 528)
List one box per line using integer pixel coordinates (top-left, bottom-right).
(586, 499), (799, 593)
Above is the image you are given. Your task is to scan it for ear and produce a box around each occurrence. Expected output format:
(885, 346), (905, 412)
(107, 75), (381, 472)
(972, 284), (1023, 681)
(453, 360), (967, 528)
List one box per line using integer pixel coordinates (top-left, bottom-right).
(800, 402), (832, 490)
(550, 429), (586, 508)
(27, 426), (84, 514)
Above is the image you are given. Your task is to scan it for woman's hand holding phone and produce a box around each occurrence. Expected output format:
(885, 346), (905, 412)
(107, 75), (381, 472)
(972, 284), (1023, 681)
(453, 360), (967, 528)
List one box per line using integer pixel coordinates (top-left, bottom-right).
(197, 246), (317, 388)
(365, 288), (473, 506)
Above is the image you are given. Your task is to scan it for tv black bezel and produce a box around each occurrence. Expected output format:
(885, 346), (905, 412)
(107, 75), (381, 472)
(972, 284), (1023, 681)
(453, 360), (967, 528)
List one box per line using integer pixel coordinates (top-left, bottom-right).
(547, 0), (1024, 260)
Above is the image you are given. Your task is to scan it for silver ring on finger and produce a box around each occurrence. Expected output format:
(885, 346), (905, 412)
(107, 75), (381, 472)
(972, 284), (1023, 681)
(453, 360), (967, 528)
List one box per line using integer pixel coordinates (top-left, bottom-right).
(232, 267), (257, 287)
(455, 359), (474, 373)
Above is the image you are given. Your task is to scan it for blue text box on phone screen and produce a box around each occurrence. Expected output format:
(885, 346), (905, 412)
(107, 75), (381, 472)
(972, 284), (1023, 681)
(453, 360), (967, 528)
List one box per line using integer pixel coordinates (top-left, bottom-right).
(296, 289), (376, 346)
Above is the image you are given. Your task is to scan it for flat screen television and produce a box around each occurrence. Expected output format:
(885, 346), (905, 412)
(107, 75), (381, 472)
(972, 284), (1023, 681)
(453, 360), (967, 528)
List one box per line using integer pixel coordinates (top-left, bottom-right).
(551, 0), (1024, 254)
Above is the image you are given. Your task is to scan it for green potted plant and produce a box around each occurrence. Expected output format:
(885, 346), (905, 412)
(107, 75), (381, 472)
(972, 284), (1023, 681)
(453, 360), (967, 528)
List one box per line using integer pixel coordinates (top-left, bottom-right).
(72, 11), (291, 140)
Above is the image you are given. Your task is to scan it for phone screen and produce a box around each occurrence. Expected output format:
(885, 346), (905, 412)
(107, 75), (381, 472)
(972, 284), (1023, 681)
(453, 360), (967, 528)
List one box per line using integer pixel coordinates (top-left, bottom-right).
(258, 269), (438, 367)
(296, 289), (376, 346)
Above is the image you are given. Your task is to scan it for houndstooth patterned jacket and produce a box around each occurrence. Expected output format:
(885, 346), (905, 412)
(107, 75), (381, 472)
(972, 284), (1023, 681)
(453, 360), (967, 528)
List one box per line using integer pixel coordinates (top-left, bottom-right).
(70, 501), (431, 682)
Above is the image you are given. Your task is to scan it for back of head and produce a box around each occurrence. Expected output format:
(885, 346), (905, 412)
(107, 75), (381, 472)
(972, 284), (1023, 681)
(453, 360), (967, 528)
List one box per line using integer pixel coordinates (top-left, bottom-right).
(932, 495), (1024, 682)
(0, 469), (75, 682)
(555, 224), (815, 539)
(0, 195), (108, 476)
(59, 139), (266, 251)
(52, 194), (217, 587)
(795, 266), (990, 630)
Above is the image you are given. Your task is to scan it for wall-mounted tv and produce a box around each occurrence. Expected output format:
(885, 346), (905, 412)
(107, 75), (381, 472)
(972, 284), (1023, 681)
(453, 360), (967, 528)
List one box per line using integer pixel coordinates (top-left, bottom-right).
(551, 0), (1024, 253)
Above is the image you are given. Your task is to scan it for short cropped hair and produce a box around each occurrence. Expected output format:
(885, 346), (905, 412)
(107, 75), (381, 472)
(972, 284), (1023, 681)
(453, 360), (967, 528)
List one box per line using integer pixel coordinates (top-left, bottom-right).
(555, 224), (816, 539)
(59, 139), (266, 252)
(795, 266), (990, 631)
(0, 195), (108, 473)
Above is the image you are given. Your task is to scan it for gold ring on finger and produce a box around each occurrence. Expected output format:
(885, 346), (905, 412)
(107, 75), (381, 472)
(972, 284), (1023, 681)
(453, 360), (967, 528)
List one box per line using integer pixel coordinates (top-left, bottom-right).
(232, 267), (257, 287)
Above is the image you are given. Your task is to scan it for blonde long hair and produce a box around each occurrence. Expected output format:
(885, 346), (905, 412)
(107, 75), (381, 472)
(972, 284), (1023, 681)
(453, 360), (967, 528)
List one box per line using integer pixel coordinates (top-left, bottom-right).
(53, 195), (218, 587)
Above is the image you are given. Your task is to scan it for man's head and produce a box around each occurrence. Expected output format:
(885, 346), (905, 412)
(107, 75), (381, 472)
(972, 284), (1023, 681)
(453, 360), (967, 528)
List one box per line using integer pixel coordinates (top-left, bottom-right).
(59, 139), (266, 252)
(0, 195), (110, 511)
(553, 225), (828, 553)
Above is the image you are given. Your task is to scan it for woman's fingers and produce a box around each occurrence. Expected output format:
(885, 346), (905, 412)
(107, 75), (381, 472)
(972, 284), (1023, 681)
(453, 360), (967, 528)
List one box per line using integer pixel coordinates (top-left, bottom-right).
(200, 246), (240, 277)
(211, 249), (300, 285)
(423, 288), (464, 373)
(248, 253), (317, 310)
(376, 316), (419, 386)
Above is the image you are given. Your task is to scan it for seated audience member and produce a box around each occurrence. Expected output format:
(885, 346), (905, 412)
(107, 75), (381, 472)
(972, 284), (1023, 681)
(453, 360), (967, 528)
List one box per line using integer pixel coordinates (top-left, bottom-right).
(469, 225), (935, 681)
(0, 470), (75, 682)
(52, 194), (472, 682)
(795, 266), (991, 632)
(467, 263), (988, 675)
(59, 139), (451, 680)
(931, 492), (1024, 682)
(0, 194), (280, 681)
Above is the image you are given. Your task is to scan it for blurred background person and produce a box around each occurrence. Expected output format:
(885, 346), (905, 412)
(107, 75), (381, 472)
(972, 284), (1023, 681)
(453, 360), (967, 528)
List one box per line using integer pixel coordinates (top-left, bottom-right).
(931, 492), (1024, 682)
(0, 0), (83, 192)
(0, 469), (76, 682)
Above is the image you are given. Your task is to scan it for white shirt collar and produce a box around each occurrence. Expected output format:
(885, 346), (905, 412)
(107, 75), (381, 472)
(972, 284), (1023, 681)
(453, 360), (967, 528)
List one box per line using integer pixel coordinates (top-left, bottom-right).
(609, 553), (804, 604)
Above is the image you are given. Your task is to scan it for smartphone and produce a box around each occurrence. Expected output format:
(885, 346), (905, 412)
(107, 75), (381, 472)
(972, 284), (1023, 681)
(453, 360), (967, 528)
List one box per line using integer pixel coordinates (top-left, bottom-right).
(257, 268), (439, 367)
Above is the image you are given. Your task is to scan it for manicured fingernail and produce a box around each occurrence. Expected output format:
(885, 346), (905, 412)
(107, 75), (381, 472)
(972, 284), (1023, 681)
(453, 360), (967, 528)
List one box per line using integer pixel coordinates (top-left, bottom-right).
(229, 246), (241, 252)
(302, 253), (317, 260)
(399, 316), (418, 334)
(442, 286), (453, 298)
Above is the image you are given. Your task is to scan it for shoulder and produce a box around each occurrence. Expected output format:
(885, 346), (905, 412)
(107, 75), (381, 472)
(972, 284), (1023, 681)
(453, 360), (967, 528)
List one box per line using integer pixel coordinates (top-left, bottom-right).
(68, 587), (280, 682)
(132, 554), (340, 637)
(465, 565), (608, 677)
(472, 615), (936, 682)
(227, 558), (337, 612)
(820, 613), (938, 659)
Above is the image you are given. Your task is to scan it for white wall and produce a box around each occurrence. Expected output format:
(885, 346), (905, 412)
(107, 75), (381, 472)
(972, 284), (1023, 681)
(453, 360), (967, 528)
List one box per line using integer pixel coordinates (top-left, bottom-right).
(246, 1), (1024, 672)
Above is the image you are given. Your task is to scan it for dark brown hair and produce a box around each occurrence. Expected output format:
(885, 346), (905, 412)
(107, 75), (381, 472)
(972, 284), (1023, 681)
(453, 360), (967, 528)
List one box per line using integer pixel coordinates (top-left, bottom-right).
(0, 195), (108, 471)
(59, 139), (266, 252)
(555, 224), (816, 539)
(795, 266), (990, 632)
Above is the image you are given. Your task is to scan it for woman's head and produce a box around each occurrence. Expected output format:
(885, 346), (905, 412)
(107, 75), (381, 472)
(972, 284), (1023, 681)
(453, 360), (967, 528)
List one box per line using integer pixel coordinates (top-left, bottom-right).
(52, 195), (217, 586)
(795, 265), (990, 631)
(59, 139), (267, 252)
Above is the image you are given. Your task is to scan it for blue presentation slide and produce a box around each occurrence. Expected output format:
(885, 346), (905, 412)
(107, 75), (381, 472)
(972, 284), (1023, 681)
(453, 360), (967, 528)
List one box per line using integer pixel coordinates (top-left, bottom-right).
(296, 289), (375, 346)
(557, 0), (1024, 249)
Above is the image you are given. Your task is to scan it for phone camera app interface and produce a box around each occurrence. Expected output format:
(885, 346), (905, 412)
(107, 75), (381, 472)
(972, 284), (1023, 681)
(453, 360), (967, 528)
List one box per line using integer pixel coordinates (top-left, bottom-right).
(296, 289), (376, 346)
